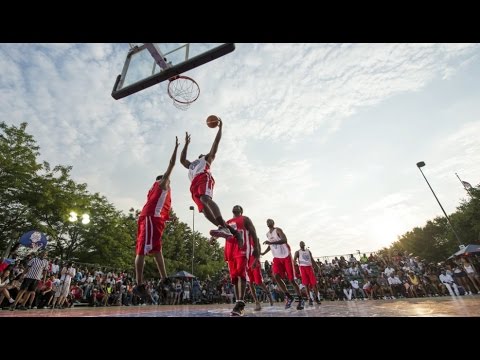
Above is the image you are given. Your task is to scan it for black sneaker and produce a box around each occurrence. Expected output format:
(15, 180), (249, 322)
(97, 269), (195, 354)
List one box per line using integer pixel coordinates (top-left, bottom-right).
(134, 284), (148, 299)
(230, 301), (245, 317)
(308, 299), (314, 306)
(316, 299), (322, 305)
(285, 295), (294, 309)
(296, 298), (305, 310)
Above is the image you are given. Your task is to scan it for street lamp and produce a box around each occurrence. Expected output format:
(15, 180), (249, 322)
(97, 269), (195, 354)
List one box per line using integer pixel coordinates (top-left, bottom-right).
(416, 161), (463, 246)
(189, 206), (195, 277)
(68, 211), (90, 224)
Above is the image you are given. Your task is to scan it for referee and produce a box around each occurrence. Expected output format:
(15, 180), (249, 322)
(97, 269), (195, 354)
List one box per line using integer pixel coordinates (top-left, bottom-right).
(10, 251), (49, 310)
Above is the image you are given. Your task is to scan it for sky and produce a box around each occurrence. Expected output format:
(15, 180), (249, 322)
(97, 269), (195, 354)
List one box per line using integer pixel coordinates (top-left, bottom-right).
(1, 43), (480, 262)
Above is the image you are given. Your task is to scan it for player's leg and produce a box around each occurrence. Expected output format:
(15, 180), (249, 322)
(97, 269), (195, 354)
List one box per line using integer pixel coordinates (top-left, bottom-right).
(247, 261), (262, 310)
(135, 215), (148, 286)
(203, 197), (244, 247)
(252, 262), (272, 306)
(199, 195), (222, 226)
(195, 177), (243, 246)
(153, 251), (167, 280)
(151, 219), (167, 279)
(285, 258), (305, 310)
(271, 260), (295, 309)
(229, 259), (246, 316)
(261, 282), (274, 305)
(135, 255), (145, 285)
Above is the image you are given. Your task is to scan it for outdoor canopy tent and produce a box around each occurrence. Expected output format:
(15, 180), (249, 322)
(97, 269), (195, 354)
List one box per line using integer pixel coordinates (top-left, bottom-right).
(168, 270), (196, 278)
(448, 244), (480, 259)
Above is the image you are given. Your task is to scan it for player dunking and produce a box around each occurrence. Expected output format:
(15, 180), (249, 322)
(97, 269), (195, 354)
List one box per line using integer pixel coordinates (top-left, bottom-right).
(135, 136), (179, 297)
(180, 119), (242, 246)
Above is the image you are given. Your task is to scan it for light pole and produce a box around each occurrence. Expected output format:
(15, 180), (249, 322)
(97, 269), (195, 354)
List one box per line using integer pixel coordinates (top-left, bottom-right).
(189, 206), (195, 277)
(189, 205), (195, 302)
(416, 161), (463, 246)
(68, 211), (90, 224)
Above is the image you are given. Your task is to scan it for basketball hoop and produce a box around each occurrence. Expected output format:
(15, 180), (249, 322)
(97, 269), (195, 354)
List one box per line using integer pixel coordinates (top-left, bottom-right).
(168, 75), (200, 111)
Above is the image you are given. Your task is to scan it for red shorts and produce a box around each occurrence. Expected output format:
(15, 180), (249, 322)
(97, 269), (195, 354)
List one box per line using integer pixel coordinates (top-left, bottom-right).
(272, 256), (295, 281)
(299, 266), (317, 287)
(227, 256), (247, 282)
(136, 215), (166, 255)
(190, 173), (215, 213)
(246, 256), (263, 285)
(224, 236), (246, 261)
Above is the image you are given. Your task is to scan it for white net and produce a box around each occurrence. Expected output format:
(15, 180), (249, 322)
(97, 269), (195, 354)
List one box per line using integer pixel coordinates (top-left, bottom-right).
(172, 100), (191, 111)
(168, 76), (200, 110)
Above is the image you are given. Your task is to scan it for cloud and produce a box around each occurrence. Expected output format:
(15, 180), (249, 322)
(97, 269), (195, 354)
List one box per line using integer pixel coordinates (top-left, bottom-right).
(1, 43), (479, 260)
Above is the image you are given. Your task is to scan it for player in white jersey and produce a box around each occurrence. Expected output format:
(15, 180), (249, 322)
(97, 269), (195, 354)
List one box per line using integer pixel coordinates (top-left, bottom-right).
(262, 219), (304, 310)
(180, 118), (243, 246)
(294, 241), (322, 305)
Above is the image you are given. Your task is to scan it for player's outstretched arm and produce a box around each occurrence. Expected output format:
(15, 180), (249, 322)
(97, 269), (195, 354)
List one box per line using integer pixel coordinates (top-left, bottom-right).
(160, 136), (179, 189)
(206, 118), (222, 164)
(180, 132), (191, 169)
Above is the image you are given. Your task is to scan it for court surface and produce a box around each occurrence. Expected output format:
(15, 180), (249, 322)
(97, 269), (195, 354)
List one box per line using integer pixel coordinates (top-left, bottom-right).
(1, 296), (479, 317)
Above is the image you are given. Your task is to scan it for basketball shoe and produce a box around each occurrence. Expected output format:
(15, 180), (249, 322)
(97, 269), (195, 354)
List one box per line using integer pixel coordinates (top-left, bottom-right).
(285, 295), (294, 309)
(296, 298), (305, 310)
(210, 226), (232, 239)
(230, 301), (246, 316)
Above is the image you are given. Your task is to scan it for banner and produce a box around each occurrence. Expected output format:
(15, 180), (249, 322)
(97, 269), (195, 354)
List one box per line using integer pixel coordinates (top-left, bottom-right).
(19, 230), (48, 251)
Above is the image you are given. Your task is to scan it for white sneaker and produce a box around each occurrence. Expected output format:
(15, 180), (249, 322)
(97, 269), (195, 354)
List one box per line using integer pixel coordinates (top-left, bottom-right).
(209, 226), (232, 239)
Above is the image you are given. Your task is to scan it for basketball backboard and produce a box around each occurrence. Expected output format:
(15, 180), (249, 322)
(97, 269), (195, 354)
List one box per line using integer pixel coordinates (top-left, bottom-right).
(111, 43), (235, 100)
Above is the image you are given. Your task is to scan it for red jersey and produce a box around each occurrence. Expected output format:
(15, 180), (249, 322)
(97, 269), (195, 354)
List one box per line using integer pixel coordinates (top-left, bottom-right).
(225, 215), (250, 261)
(139, 181), (171, 219)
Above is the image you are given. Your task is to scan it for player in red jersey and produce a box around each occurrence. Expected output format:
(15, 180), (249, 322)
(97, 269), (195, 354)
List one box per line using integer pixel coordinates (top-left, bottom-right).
(262, 219), (305, 310)
(135, 136), (179, 297)
(293, 241), (322, 305)
(180, 119), (243, 247)
(218, 205), (259, 316)
(247, 257), (274, 311)
(237, 206), (273, 311)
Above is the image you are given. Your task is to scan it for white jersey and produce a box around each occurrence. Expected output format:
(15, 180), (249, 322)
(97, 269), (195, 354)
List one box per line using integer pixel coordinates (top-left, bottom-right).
(188, 156), (211, 182)
(266, 228), (290, 259)
(298, 249), (313, 267)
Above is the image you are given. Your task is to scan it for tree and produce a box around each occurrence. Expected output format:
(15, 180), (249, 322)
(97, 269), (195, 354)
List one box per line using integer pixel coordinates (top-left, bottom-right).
(384, 185), (480, 263)
(1, 121), (227, 280)
(0, 122), (43, 255)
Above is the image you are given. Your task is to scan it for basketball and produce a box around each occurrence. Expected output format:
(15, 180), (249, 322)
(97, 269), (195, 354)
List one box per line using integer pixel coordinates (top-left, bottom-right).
(206, 115), (220, 128)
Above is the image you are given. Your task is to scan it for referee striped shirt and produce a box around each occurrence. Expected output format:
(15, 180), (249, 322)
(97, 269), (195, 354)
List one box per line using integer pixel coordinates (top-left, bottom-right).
(25, 257), (49, 280)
